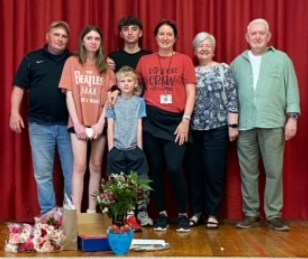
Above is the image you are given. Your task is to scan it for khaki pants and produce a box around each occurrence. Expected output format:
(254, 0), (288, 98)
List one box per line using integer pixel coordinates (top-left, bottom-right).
(237, 128), (285, 220)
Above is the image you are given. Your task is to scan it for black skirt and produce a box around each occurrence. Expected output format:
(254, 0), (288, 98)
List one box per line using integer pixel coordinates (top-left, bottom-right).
(143, 104), (192, 143)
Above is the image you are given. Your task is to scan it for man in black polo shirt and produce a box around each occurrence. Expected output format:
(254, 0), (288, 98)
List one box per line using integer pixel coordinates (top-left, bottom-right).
(9, 21), (73, 215)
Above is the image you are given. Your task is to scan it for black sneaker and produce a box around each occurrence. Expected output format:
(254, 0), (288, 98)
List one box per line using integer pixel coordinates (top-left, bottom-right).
(154, 214), (169, 232)
(177, 215), (191, 233)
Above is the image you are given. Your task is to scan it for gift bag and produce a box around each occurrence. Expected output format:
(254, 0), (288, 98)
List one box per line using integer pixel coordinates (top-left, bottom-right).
(61, 195), (78, 251)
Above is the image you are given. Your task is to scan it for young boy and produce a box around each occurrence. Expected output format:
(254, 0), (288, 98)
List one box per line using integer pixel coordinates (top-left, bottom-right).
(106, 66), (153, 232)
(108, 16), (152, 72)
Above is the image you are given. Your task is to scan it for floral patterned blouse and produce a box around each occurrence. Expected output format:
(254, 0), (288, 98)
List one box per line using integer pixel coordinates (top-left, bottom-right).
(191, 63), (239, 130)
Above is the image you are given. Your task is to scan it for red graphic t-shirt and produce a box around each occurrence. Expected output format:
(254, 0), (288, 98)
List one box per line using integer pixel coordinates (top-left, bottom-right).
(136, 52), (197, 113)
(59, 56), (116, 127)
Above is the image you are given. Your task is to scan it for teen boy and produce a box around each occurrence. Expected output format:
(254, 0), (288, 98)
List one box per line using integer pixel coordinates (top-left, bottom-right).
(106, 66), (153, 231)
(108, 16), (152, 72)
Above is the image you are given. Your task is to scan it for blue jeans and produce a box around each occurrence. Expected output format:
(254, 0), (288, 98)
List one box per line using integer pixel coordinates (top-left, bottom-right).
(29, 122), (73, 214)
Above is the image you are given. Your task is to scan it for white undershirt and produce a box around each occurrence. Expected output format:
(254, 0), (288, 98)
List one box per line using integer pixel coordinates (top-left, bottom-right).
(248, 50), (262, 90)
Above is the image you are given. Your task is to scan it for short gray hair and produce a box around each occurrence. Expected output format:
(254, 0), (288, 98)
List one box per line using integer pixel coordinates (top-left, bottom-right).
(192, 32), (216, 50)
(247, 18), (270, 32)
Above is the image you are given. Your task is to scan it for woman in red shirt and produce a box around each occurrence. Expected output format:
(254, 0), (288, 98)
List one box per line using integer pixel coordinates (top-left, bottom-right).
(136, 20), (196, 233)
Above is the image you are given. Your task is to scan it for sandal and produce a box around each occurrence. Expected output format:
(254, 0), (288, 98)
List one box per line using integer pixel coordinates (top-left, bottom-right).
(189, 213), (204, 227)
(206, 216), (219, 229)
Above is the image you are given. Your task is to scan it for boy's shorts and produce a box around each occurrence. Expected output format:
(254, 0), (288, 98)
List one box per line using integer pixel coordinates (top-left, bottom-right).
(107, 146), (148, 177)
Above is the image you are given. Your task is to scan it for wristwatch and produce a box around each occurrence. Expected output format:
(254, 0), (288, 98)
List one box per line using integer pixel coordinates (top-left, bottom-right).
(182, 114), (191, 121)
(228, 123), (239, 128)
(289, 113), (299, 120)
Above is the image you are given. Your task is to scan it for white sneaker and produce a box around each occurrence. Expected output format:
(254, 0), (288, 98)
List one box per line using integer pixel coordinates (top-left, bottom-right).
(86, 209), (96, 213)
(137, 207), (154, 226)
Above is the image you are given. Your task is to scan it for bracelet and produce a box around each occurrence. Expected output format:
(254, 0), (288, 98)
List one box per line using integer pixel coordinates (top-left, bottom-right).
(183, 114), (191, 121)
(228, 123), (238, 128)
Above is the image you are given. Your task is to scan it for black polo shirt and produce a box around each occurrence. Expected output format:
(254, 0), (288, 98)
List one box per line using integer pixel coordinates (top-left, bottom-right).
(13, 45), (71, 124)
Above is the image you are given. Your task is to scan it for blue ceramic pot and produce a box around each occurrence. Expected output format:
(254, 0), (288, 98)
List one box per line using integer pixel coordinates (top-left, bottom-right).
(107, 228), (134, 255)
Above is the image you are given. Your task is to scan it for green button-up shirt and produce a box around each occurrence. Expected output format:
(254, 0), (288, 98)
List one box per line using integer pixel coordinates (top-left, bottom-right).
(231, 47), (300, 130)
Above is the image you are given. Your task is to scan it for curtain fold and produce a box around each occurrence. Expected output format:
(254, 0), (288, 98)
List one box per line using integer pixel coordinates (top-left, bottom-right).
(1, 0), (308, 222)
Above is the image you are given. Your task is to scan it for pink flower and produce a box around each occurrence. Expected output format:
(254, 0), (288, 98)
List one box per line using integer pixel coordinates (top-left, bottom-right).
(6, 222), (63, 254)
(43, 224), (55, 234)
(17, 243), (26, 253)
(39, 242), (54, 253)
(8, 224), (21, 233)
(32, 236), (44, 245)
(25, 240), (35, 251)
(8, 233), (24, 244)
(11, 227), (20, 234)
(100, 193), (108, 200)
(34, 207), (63, 227)
(41, 229), (47, 237)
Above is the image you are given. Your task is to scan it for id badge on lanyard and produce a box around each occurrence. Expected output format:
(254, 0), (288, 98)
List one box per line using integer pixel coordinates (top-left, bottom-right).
(160, 94), (173, 104)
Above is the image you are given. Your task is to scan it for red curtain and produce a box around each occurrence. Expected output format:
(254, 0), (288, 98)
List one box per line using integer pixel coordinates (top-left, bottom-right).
(1, 0), (308, 222)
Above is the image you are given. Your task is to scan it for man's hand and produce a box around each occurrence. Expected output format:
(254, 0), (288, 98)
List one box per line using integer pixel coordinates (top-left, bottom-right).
(9, 113), (24, 133)
(285, 118), (297, 140)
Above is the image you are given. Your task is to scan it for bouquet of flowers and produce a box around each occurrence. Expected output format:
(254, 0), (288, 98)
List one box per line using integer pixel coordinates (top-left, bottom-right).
(5, 207), (63, 253)
(93, 172), (152, 231)
(5, 223), (63, 253)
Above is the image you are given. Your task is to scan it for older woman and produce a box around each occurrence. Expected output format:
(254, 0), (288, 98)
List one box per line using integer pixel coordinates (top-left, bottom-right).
(136, 20), (196, 232)
(187, 32), (239, 229)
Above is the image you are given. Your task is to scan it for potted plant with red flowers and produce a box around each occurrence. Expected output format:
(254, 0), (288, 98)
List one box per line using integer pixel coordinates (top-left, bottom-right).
(93, 171), (152, 255)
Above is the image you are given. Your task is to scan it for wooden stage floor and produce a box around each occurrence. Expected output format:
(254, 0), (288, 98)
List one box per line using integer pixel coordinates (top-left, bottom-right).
(1, 220), (308, 258)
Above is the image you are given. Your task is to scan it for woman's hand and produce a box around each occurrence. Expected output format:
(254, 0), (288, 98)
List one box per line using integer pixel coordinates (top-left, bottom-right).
(91, 122), (104, 139)
(74, 122), (87, 140)
(229, 127), (239, 142)
(107, 90), (120, 109)
(107, 57), (116, 70)
(174, 119), (190, 145)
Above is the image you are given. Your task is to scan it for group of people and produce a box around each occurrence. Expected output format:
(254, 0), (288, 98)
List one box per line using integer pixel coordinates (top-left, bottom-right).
(9, 16), (300, 233)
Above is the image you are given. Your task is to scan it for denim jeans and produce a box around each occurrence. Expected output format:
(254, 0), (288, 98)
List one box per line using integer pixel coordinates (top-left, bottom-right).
(29, 122), (73, 214)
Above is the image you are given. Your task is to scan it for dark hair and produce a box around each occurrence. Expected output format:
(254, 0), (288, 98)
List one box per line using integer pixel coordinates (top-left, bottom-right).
(77, 25), (108, 74)
(154, 19), (178, 38)
(118, 16), (143, 31)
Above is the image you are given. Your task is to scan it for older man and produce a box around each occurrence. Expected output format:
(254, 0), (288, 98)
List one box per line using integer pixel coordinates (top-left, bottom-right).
(9, 21), (73, 215)
(231, 18), (300, 231)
